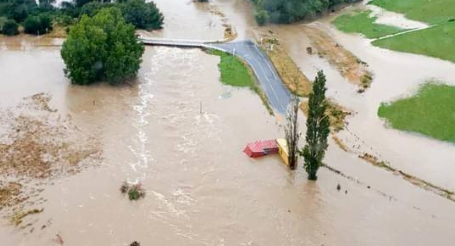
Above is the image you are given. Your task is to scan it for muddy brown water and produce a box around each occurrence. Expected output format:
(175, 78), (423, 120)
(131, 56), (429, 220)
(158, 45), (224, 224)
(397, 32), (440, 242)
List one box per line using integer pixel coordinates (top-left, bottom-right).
(2, 0), (455, 245)
(262, 3), (455, 192)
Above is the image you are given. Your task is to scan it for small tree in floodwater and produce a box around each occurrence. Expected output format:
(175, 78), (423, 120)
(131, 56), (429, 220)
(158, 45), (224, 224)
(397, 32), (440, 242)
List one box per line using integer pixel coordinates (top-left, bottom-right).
(301, 71), (330, 180)
(285, 93), (300, 170)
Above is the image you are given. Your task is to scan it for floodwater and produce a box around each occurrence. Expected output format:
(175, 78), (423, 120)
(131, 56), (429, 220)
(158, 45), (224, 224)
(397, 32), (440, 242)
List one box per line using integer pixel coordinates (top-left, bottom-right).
(265, 4), (455, 192)
(1, 1), (455, 246)
(367, 5), (428, 29)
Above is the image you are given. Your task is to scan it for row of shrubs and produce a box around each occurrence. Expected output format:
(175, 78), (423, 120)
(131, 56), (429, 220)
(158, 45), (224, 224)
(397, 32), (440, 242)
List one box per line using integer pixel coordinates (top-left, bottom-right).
(0, 0), (164, 37)
(0, 13), (52, 36)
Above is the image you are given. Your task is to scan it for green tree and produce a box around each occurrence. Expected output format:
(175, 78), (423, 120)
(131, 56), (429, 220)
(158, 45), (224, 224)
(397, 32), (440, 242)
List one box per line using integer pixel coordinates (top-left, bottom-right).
(254, 9), (268, 26)
(80, 1), (107, 17)
(23, 13), (52, 35)
(0, 0), (38, 22)
(301, 71), (330, 180)
(61, 7), (145, 85)
(1, 18), (19, 35)
(253, 0), (360, 24)
(120, 0), (163, 30)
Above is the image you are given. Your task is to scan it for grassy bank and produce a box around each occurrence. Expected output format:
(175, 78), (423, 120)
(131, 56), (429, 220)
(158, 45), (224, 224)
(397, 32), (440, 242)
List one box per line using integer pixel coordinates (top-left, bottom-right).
(333, 11), (405, 39)
(303, 26), (373, 91)
(378, 82), (455, 144)
(300, 100), (351, 132)
(373, 22), (455, 63)
(259, 35), (312, 97)
(209, 49), (273, 114)
(369, 0), (455, 24)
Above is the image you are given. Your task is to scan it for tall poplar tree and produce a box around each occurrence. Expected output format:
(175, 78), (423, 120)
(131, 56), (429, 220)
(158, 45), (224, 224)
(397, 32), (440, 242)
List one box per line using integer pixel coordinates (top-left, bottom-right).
(301, 71), (330, 180)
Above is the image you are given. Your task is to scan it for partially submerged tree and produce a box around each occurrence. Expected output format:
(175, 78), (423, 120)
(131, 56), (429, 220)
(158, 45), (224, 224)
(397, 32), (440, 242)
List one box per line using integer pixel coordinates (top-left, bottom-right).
(61, 7), (144, 85)
(120, 0), (164, 30)
(23, 13), (52, 35)
(1, 19), (19, 35)
(284, 94), (300, 170)
(301, 71), (330, 180)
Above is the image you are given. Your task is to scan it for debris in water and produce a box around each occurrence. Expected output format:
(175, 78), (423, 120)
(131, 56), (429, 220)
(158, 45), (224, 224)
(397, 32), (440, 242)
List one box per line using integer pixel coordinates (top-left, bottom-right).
(11, 208), (43, 226)
(120, 182), (129, 194)
(219, 91), (232, 99)
(306, 47), (313, 55)
(336, 184), (341, 191)
(130, 241), (140, 246)
(120, 182), (145, 201)
(53, 233), (64, 245)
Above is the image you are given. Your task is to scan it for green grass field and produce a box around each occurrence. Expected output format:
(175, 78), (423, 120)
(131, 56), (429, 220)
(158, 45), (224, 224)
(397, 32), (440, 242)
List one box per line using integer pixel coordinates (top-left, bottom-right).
(209, 49), (273, 113)
(373, 22), (455, 63)
(378, 82), (455, 143)
(333, 11), (405, 39)
(369, 0), (455, 24)
(210, 49), (256, 88)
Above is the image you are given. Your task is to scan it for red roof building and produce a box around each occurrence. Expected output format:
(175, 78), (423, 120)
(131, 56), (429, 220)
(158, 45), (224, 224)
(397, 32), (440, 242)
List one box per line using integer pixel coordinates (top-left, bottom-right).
(243, 139), (279, 158)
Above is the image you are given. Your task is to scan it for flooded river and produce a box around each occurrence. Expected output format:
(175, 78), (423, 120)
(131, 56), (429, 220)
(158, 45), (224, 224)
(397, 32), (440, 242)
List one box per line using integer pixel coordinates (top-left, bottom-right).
(1, 0), (455, 245)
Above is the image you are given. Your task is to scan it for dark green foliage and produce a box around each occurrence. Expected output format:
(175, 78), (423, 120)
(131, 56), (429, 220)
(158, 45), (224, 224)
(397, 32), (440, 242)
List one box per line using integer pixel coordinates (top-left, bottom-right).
(61, 8), (145, 85)
(75, 0), (96, 8)
(62, 0), (164, 30)
(60, 1), (81, 18)
(120, 182), (146, 201)
(253, 0), (360, 24)
(120, 0), (163, 30)
(301, 71), (330, 180)
(0, 0), (38, 22)
(255, 9), (268, 26)
(1, 0), (164, 35)
(1, 18), (19, 35)
(80, 1), (108, 17)
(23, 13), (52, 34)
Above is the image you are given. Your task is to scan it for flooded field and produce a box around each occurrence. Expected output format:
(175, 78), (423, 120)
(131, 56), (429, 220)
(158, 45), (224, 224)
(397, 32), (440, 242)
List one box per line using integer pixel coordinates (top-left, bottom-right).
(1, 0), (455, 245)
(264, 9), (455, 192)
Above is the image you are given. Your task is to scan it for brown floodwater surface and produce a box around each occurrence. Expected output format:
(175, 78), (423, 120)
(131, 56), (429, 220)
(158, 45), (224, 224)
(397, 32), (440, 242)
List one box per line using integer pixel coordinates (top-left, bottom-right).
(1, 42), (455, 246)
(2, 1), (455, 245)
(267, 7), (455, 192)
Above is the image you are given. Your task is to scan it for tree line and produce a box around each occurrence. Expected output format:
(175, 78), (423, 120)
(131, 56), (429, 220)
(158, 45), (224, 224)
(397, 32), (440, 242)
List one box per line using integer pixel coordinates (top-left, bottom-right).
(252, 0), (361, 25)
(0, 0), (164, 36)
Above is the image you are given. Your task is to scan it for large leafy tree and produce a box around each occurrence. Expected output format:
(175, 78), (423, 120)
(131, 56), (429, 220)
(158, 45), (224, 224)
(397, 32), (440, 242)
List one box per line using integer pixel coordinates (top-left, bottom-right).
(23, 13), (52, 34)
(120, 0), (163, 30)
(301, 71), (330, 180)
(1, 18), (19, 35)
(0, 0), (38, 22)
(61, 7), (144, 85)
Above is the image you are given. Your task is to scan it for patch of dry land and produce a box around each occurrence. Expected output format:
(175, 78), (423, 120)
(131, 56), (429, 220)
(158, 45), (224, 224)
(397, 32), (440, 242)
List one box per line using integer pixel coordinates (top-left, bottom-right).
(303, 26), (373, 92)
(300, 99), (352, 132)
(0, 93), (100, 223)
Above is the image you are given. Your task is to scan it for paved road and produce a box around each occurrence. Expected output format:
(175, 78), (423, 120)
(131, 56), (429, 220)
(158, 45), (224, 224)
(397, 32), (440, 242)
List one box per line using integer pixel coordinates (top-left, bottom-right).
(209, 41), (291, 114)
(139, 37), (291, 114)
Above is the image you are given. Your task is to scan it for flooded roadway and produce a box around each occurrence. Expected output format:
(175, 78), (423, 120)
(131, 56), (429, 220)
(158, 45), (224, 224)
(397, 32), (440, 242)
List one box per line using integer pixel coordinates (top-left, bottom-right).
(1, 0), (455, 245)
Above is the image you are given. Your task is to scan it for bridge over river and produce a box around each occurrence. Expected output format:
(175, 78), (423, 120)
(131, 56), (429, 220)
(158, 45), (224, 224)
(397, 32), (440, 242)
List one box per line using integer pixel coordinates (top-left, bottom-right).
(139, 36), (291, 114)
